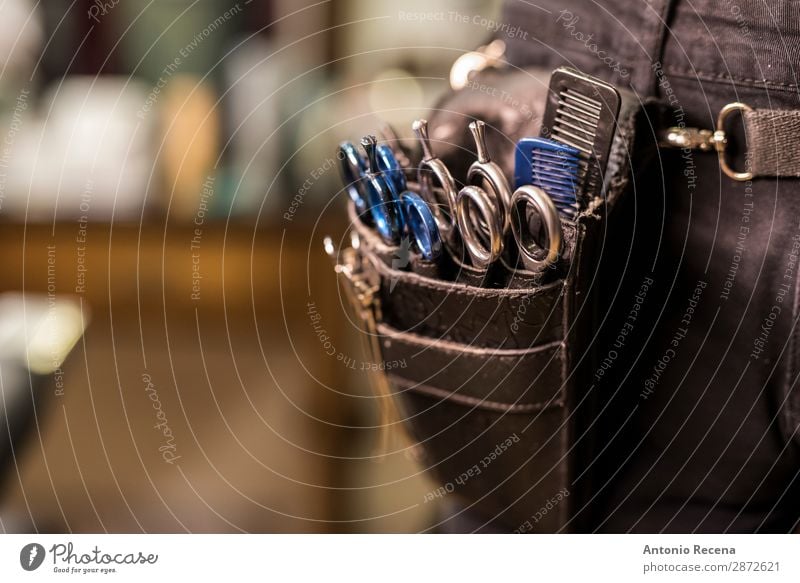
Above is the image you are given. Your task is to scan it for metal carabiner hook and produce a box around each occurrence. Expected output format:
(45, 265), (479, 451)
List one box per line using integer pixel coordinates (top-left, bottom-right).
(660, 102), (754, 182)
(714, 102), (754, 182)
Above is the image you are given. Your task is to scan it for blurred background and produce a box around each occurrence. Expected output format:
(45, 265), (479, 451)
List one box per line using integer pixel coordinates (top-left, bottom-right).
(0, 0), (502, 532)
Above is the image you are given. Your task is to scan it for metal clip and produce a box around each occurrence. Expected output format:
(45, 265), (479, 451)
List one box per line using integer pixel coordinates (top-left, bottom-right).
(660, 102), (754, 182)
(714, 102), (753, 182)
(324, 235), (397, 452)
(449, 39), (507, 91)
(661, 127), (716, 151)
(324, 234), (380, 322)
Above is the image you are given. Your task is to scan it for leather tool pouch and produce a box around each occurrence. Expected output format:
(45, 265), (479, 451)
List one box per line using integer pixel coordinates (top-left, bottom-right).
(335, 68), (651, 532)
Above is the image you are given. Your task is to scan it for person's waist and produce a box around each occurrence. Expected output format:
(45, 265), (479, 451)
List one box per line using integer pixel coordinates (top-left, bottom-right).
(500, 0), (800, 98)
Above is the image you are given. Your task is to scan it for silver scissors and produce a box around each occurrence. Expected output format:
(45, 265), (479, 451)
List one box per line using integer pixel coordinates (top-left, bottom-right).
(461, 121), (562, 273)
(454, 120), (512, 270)
(413, 118), (506, 271)
(410, 118), (562, 274)
(466, 120), (513, 235)
(509, 185), (562, 271)
(413, 119), (460, 252)
(456, 185), (504, 270)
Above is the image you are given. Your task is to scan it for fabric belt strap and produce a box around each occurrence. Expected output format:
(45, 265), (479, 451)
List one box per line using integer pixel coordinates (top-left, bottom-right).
(661, 104), (800, 181)
(744, 109), (800, 178)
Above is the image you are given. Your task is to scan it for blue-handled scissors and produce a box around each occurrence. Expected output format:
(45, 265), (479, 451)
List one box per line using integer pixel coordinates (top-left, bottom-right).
(358, 135), (405, 243)
(337, 139), (407, 217)
(337, 135), (442, 261)
(401, 191), (442, 261)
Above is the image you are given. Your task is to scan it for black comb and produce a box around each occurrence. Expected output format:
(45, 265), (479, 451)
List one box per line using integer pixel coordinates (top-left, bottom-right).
(541, 67), (621, 208)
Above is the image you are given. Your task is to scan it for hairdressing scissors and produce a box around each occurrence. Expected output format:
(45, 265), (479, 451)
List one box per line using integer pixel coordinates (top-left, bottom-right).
(509, 185), (562, 271)
(413, 119), (460, 251)
(337, 139), (407, 218)
(357, 135), (405, 243)
(452, 120), (513, 270)
(412, 118), (511, 271)
(456, 185), (504, 270)
(461, 121), (563, 273)
(466, 120), (513, 235)
(337, 135), (442, 260)
(401, 191), (442, 261)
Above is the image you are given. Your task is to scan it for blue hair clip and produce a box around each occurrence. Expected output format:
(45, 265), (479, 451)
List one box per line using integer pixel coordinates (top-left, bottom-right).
(514, 137), (581, 219)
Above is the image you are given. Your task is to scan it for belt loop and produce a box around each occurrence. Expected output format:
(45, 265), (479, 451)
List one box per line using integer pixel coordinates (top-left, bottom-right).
(644, 0), (678, 96)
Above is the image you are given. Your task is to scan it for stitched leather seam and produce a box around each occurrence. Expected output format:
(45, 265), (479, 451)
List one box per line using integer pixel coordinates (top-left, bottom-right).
(378, 322), (563, 356)
(368, 253), (565, 299)
(389, 374), (564, 414)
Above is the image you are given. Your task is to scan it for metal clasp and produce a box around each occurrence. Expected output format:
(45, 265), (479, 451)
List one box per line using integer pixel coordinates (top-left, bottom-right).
(323, 234), (380, 321)
(661, 127), (716, 151)
(323, 234), (398, 453)
(660, 102), (754, 182)
(714, 102), (753, 182)
(449, 39), (507, 91)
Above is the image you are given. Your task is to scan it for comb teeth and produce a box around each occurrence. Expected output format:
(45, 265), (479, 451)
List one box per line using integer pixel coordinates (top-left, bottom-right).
(514, 137), (581, 219)
(538, 67), (622, 211)
(553, 88), (601, 151)
(550, 87), (609, 200)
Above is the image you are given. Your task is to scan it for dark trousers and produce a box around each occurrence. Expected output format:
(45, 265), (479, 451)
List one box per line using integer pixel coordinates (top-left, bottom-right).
(497, 0), (800, 532)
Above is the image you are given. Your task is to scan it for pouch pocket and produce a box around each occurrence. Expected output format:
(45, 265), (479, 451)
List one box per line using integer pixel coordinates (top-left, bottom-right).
(378, 322), (573, 532)
(349, 200), (568, 350)
(374, 259), (565, 350)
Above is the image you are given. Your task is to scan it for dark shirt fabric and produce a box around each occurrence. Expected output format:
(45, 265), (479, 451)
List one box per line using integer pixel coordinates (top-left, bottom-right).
(500, 0), (800, 532)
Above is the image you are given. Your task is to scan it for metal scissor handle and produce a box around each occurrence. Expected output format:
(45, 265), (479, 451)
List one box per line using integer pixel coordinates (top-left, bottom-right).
(456, 185), (504, 270)
(467, 120), (513, 235)
(361, 135), (404, 244)
(509, 185), (562, 272)
(413, 119), (460, 249)
(401, 191), (442, 261)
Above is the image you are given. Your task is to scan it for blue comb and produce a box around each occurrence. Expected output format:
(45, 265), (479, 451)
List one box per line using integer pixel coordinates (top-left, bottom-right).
(514, 137), (581, 219)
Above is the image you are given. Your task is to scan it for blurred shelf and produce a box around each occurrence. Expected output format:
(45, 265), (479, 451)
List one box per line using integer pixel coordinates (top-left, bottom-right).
(0, 218), (344, 312)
